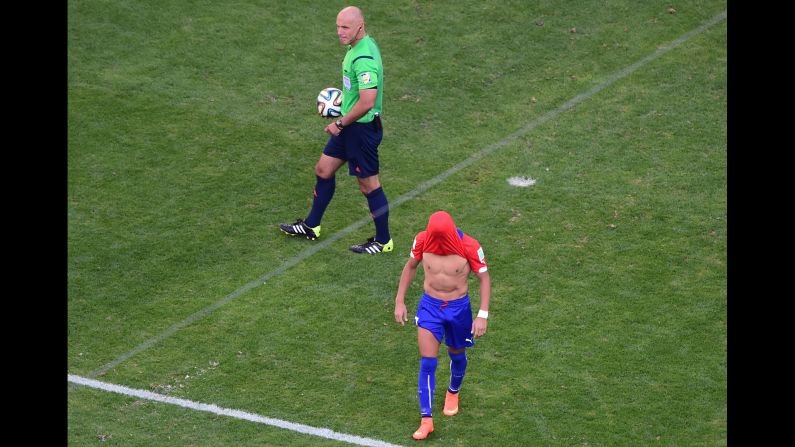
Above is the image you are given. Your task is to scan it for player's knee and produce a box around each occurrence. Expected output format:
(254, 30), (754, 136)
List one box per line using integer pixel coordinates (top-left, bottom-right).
(358, 177), (381, 194)
(420, 356), (438, 372)
(448, 347), (465, 354)
(315, 165), (333, 178)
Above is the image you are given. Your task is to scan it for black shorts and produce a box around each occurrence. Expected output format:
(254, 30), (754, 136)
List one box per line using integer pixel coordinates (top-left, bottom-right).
(322, 118), (383, 177)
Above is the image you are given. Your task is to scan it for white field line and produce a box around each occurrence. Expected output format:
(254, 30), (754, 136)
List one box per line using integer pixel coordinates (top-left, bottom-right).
(79, 10), (726, 380)
(68, 374), (404, 447)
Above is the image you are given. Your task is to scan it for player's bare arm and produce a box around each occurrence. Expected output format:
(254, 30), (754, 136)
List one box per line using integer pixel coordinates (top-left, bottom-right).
(325, 89), (377, 135)
(394, 257), (420, 325)
(471, 270), (491, 338)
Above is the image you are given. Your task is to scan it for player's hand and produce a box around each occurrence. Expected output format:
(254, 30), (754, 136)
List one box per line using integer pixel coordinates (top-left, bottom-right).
(324, 123), (341, 137)
(395, 302), (408, 326)
(472, 317), (488, 338)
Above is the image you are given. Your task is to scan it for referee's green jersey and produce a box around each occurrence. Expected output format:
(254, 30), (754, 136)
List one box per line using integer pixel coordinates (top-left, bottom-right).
(341, 35), (383, 123)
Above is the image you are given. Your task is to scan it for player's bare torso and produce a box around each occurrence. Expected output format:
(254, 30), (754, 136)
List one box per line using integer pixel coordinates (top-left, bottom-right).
(422, 253), (470, 301)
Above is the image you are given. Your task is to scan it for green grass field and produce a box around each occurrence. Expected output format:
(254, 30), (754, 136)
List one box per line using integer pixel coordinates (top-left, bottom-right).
(68, 1), (727, 445)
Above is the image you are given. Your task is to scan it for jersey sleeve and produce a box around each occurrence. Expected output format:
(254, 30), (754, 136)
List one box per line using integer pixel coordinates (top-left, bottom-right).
(410, 231), (427, 261)
(353, 57), (380, 90)
(462, 235), (488, 273)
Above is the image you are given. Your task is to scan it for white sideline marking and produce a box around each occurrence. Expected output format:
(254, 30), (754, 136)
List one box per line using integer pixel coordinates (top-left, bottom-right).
(68, 374), (404, 447)
(81, 11), (727, 380)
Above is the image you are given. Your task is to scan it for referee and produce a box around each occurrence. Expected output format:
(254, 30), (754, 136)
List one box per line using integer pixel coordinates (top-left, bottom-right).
(279, 5), (393, 255)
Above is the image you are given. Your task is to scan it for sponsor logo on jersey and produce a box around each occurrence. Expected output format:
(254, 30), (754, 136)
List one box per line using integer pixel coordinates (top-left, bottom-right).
(343, 75), (351, 90)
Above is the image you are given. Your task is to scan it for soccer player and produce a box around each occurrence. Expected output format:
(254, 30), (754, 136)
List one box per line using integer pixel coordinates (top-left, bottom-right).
(279, 6), (393, 254)
(394, 211), (491, 440)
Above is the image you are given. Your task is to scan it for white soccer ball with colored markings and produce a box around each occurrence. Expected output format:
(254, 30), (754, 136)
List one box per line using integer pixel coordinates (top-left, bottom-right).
(317, 87), (342, 118)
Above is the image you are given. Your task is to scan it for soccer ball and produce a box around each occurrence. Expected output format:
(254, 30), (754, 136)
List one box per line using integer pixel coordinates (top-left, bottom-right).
(317, 87), (342, 118)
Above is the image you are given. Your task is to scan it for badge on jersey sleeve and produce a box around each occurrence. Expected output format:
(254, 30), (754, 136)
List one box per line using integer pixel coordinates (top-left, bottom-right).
(359, 72), (373, 87)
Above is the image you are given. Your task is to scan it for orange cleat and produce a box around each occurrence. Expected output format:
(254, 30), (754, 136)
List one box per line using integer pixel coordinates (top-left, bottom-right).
(412, 417), (434, 440)
(443, 391), (459, 416)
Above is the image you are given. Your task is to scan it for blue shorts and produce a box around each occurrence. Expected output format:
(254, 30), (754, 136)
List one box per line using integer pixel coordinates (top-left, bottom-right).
(415, 292), (475, 350)
(322, 119), (383, 177)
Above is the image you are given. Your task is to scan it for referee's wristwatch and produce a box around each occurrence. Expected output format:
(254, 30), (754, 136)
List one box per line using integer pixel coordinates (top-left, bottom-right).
(335, 119), (344, 131)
